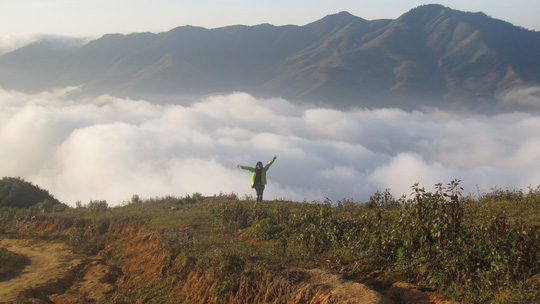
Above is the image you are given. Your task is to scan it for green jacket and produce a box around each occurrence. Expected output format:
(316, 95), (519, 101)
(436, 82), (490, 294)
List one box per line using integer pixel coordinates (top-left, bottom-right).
(240, 158), (275, 186)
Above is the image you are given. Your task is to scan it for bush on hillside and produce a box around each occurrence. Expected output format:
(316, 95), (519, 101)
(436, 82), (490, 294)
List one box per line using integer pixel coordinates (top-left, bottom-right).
(0, 247), (28, 279)
(0, 177), (64, 208)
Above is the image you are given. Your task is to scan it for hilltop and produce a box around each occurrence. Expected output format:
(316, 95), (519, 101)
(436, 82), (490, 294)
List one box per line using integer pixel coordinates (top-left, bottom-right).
(1, 4), (540, 112)
(0, 177), (65, 209)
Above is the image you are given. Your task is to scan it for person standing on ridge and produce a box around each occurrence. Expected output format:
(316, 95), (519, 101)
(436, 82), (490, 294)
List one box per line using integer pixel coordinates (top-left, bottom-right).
(238, 155), (277, 202)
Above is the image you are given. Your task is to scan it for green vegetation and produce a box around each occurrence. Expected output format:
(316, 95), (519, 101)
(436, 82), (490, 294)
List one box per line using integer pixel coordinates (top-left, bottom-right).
(0, 247), (28, 279)
(0, 177), (66, 209)
(0, 178), (539, 303)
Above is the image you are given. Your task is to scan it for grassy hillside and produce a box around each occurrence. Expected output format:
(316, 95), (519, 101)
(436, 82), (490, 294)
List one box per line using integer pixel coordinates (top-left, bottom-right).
(0, 177), (66, 209)
(1, 180), (539, 303)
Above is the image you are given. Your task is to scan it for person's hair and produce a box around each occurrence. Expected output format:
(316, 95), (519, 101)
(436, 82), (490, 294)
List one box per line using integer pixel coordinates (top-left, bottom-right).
(256, 161), (263, 167)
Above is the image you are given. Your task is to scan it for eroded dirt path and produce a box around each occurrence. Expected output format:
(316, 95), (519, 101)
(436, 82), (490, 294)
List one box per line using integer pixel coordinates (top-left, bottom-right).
(0, 237), (457, 304)
(0, 238), (83, 303)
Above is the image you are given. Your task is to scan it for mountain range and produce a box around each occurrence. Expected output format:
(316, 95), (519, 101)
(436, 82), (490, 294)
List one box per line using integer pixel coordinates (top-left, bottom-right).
(1, 4), (540, 111)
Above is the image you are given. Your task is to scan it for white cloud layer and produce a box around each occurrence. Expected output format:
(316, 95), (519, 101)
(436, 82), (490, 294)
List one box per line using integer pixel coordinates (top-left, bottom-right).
(1, 89), (539, 206)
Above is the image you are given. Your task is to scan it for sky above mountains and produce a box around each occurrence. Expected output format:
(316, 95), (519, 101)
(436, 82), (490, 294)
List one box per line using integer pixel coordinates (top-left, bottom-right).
(1, 0), (539, 40)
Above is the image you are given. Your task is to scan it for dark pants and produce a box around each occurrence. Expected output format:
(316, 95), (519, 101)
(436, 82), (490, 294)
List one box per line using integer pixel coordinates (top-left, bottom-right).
(254, 183), (265, 202)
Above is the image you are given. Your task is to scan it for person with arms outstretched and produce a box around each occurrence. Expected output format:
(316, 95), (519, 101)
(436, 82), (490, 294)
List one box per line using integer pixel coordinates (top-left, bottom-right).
(238, 155), (277, 202)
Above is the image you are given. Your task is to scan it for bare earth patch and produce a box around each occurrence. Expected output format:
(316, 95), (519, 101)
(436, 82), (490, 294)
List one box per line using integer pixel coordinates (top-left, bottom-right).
(301, 269), (394, 304)
(0, 238), (84, 303)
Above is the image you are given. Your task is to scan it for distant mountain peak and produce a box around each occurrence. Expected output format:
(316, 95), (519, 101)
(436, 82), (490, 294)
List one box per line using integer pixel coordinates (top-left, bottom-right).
(411, 3), (449, 11)
(309, 11), (366, 26)
(397, 4), (456, 22)
(332, 11), (356, 18)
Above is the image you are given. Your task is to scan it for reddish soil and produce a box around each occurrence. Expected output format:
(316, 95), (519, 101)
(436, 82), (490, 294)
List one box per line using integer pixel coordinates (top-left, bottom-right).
(0, 235), (459, 303)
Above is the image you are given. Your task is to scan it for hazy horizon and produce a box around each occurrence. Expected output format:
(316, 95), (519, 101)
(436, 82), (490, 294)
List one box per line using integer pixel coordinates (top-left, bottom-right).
(2, 1), (539, 38)
(1, 87), (539, 206)
(2, 1), (540, 55)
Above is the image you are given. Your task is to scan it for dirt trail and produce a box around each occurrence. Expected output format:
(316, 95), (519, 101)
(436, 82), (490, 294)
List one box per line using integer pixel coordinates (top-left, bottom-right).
(302, 269), (394, 304)
(0, 238), (84, 303)
(0, 237), (457, 303)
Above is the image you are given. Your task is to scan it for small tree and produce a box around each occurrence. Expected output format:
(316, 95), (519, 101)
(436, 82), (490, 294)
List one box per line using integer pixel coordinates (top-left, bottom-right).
(87, 200), (108, 212)
(131, 194), (141, 204)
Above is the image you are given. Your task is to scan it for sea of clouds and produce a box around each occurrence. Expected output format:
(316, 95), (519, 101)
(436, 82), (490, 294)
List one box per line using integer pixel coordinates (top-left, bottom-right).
(1, 87), (539, 206)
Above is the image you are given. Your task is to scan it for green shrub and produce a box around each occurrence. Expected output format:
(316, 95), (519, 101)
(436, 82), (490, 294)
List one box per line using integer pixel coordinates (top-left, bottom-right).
(68, 226), (85, 242)
(0, 247), (28, 278)
(217, 202), (251, 231)
(0, 207), (27, 227)
(87, 200), (108, 212)
(249, 218), (283, 240)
